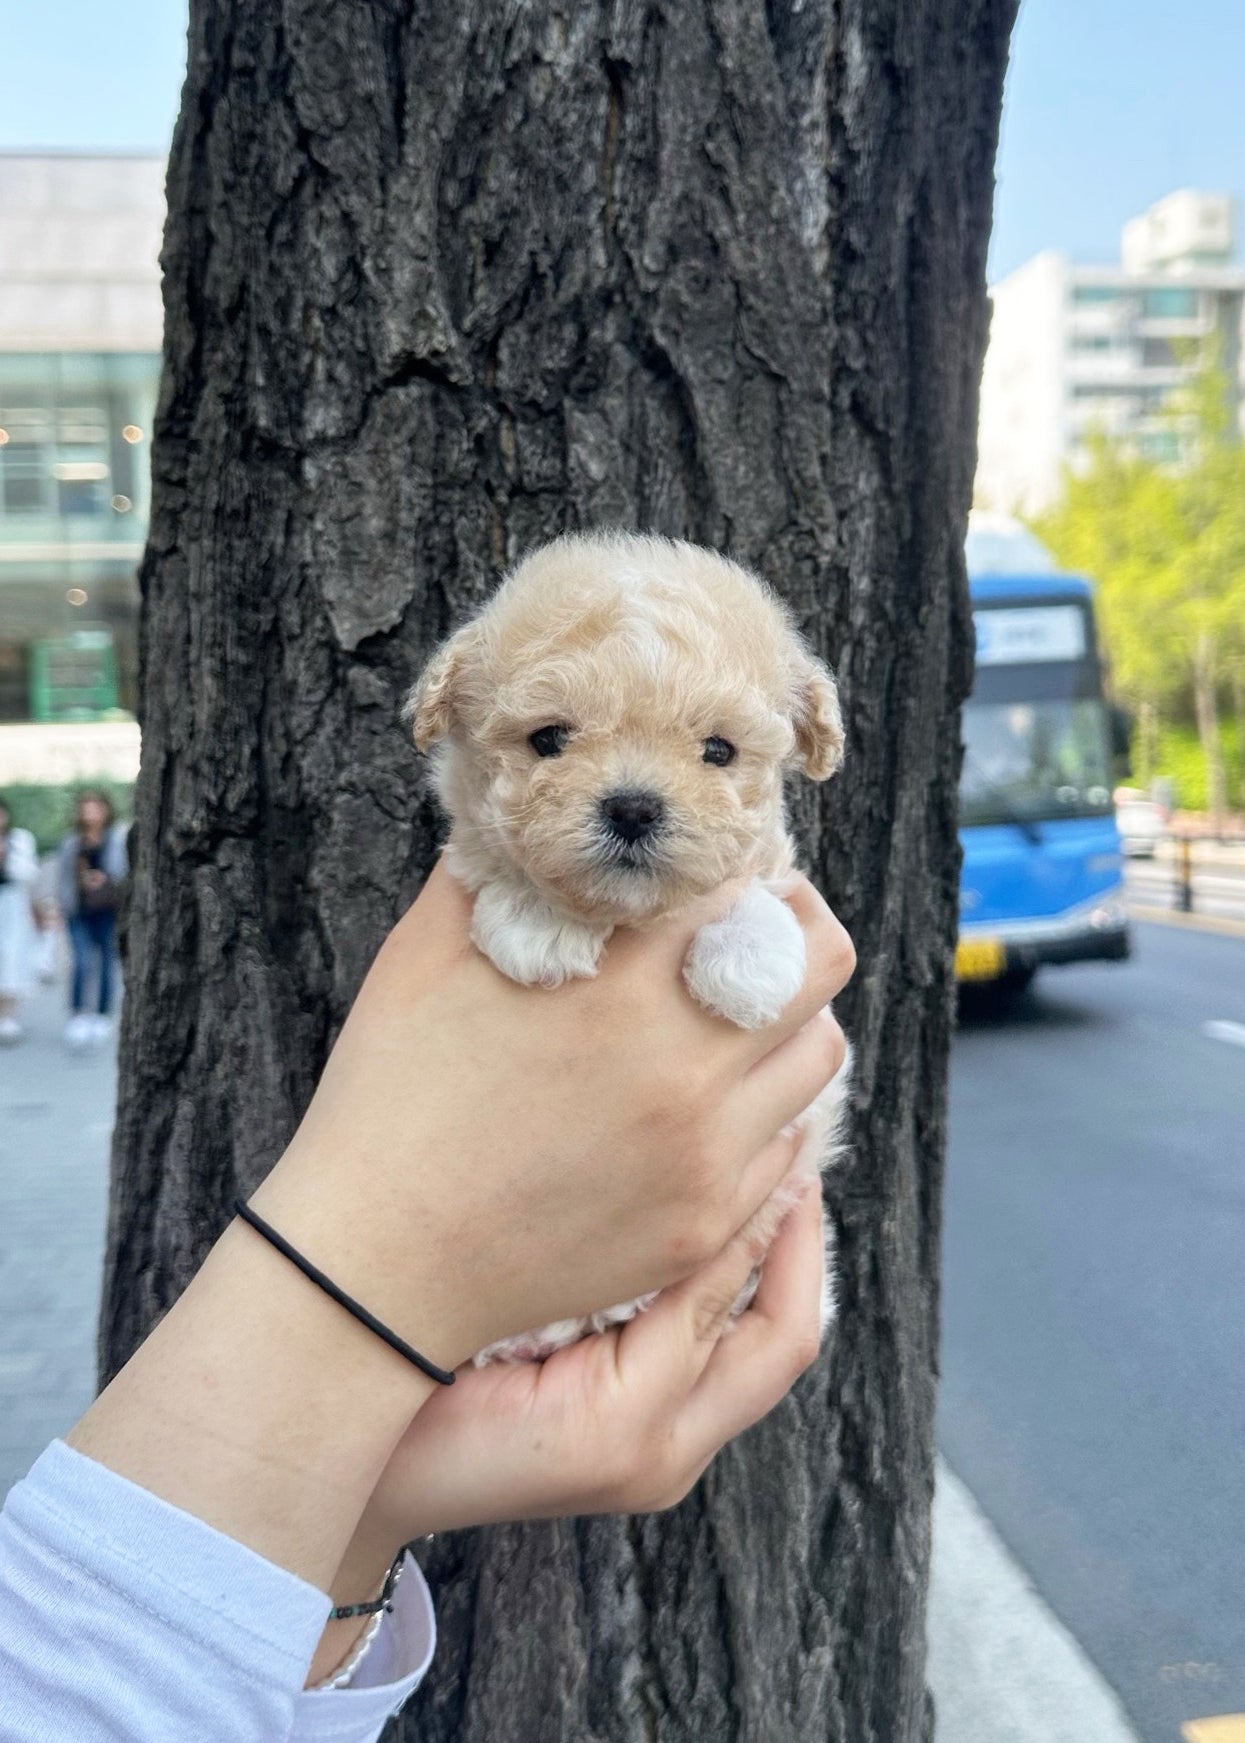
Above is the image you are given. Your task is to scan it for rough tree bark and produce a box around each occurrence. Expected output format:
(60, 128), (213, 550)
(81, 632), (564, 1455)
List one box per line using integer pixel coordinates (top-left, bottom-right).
(1193, 631), (1227, 832)
(100, 3), (1017, 1738)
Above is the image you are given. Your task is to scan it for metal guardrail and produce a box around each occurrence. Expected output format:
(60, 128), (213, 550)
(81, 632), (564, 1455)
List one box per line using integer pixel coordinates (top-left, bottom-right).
(1124, 836), (1245, 922)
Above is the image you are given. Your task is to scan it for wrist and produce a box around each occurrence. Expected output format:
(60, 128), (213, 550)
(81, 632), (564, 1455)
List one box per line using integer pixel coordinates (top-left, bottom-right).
(69, 1218), (438, 1590)
(252, 1142), (485, 1372)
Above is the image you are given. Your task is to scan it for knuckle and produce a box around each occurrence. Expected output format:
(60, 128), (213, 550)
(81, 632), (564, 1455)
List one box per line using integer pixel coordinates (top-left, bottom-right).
(788, 1328), (823, 1379)
(820, 1013), (847, 1079)
(691, 1289), (736, 1345)
(596, 1425), (651, 1503)
(666, 1206), (725, 1274)
(643, 1450), (689, 1513)
(809, 914), (856, 999)
(622, 1431), (676, 1507)
(801, 1009), (844, 1091)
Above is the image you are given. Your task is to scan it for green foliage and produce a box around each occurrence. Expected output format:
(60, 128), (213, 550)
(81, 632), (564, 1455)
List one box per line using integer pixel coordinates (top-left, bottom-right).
(1147, 721), (1242, 812)
(1035, 354), (1245, 815)
(0, 780), (134, 855)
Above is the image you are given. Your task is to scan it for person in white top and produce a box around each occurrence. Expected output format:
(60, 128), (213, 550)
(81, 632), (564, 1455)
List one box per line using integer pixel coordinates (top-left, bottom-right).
(0, 859), (853, 1742)
(0, 797), (39, 1045)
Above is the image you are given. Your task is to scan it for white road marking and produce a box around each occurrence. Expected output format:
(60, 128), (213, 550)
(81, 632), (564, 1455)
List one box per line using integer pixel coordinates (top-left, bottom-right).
(1203, 1021), (1245, 1050)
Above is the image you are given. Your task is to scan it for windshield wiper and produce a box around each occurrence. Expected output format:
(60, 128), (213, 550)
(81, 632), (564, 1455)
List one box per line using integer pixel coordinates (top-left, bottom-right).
(962, 752), (1044, 845)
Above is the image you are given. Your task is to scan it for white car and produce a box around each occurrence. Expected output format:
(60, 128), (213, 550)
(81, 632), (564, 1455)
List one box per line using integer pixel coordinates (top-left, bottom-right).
(1114, 788), (1167, 857)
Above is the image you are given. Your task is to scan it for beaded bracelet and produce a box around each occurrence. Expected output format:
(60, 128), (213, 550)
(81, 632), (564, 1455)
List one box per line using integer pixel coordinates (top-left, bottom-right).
(317, 1551), (410, 1690)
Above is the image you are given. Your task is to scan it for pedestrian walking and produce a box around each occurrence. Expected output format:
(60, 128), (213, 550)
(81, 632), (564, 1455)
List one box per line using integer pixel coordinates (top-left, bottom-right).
(0, 798), (39, 1045)
(56, 791), (129, 1047)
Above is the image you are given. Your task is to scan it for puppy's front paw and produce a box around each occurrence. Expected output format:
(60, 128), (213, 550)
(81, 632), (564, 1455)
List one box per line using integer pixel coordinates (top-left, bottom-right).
(472, 882), (606, 988)
(684, 883), (806, 1029)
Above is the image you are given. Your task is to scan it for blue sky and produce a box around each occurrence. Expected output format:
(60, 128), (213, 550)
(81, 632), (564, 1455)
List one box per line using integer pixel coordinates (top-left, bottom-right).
(1, 0), (1241, 281)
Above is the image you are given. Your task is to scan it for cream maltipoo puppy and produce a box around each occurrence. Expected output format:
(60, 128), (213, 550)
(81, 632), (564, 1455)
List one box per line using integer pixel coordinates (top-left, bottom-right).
(408, 531), (851, 1364)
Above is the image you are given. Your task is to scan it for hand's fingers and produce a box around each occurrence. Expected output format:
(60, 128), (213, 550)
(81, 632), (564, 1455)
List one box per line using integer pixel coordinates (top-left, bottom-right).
(729, 1007), (846, 1164)
(616, 1159), (802, 1399)
(718, 1124), (811, 1253)
(743, 1172), (827, 1332)
(674, 1186), (826, 1459)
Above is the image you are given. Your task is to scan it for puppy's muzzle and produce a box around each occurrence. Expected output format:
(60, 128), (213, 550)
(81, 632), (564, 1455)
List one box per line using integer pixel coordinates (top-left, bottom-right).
(599, 789), (666, 847)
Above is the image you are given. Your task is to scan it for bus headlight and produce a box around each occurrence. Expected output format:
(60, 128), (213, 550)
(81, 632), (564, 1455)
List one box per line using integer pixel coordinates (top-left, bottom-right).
(1089, 900), (1127, 930)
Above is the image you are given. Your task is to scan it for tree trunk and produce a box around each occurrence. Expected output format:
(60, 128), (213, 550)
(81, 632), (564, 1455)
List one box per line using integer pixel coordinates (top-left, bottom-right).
(100, 3), (1016, 1738)
(1193, 632), (1227, 832)
(1229, 662), (1245, 815)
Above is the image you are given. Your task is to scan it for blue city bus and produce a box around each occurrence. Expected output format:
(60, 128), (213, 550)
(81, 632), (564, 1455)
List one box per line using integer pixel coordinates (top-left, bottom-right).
(957, 545), (1131, 991)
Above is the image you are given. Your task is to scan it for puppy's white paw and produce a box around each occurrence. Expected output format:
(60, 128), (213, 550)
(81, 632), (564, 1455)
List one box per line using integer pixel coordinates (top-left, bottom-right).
(472, 882), (606, 987)
(683, 883), (807, 1029)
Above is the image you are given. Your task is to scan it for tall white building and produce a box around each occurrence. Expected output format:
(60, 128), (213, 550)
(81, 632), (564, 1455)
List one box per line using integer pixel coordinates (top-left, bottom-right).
(976, 191), (1245, 516)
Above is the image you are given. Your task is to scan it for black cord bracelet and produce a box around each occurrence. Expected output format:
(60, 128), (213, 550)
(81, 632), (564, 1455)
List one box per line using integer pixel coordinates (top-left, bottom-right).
(231, 1199), (456, 1386)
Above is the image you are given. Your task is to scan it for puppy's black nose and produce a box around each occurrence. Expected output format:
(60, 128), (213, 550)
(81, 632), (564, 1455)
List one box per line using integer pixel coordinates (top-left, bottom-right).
(600, 790), (666, 843)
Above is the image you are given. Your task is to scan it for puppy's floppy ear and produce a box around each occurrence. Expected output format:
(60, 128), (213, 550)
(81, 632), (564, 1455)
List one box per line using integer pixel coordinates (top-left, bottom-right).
(790, 651), (845, 780)
(405, 624), (479, 750)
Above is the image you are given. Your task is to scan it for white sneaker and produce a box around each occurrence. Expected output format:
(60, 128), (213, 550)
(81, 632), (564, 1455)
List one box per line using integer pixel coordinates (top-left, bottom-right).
(89, 1015), (113, 1043)
(0, 1015), (23, 1045)
(65, 1013), (93, 1048)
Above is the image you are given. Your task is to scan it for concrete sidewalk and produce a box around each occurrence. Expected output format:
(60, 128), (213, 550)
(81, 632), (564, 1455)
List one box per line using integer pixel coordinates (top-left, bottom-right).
(0, 977), (114, 1499)
(928, 1460), (1141, 1742)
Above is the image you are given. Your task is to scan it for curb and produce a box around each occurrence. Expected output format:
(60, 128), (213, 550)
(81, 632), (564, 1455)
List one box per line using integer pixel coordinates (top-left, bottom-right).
(927, 1459), (1141, 1743)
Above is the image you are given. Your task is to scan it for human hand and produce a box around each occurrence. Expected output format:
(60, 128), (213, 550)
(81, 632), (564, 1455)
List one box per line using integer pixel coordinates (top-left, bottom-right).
(82, 869), (107, 892)
(255, 860), (852, 1372)
(310, 1182), (827, 1680)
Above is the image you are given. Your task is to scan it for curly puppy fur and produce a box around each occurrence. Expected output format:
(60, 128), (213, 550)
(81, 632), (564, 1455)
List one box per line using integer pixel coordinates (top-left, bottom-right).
(408, 531), (851, 1364)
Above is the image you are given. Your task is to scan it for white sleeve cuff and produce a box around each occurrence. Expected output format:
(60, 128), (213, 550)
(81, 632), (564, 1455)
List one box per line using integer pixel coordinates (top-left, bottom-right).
(0, 1440), (334, 1742)
(290, 1551), (436, 1742)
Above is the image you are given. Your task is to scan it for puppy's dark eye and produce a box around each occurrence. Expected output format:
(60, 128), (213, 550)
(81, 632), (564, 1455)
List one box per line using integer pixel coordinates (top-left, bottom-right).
(702, 736), (736, 767)
(529, 724), (571, 758)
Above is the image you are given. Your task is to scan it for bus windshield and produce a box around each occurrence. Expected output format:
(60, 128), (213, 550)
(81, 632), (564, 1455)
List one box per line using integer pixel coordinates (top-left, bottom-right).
(961, 697), (1113, 826)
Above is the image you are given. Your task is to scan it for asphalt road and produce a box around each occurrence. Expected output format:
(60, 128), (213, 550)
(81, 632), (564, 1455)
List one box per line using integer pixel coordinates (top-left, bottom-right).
(940, 919), (1245, 1743)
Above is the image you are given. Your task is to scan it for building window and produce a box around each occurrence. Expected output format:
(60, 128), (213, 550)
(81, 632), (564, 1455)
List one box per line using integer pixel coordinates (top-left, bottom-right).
(1072, 334), (1116, 352)
(0, 351), (159, 723)
(1136, 430), (1182, 463)
(1140, 287), (1199, 319)
(1072, 285), (1121, 305)
(0, 409), (51, 513)
(1140, 336), (1177, 367)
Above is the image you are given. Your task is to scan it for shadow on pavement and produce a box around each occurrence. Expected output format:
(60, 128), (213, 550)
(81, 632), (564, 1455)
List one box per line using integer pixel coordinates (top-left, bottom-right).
(956, 979), (1117, 1034)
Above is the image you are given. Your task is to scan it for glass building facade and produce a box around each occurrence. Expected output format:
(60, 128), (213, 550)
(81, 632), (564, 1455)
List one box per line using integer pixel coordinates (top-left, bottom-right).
(0, 351), (157, 722)
(0, 152), (165, 733)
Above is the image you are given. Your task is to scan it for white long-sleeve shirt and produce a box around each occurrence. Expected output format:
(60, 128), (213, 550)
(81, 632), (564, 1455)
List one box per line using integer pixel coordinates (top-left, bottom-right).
(0, 1441), (436, 1742)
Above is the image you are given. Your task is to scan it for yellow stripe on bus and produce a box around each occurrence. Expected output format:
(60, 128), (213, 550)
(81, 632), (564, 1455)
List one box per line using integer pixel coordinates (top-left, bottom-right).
(1182, 1719), (1245, 1742)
